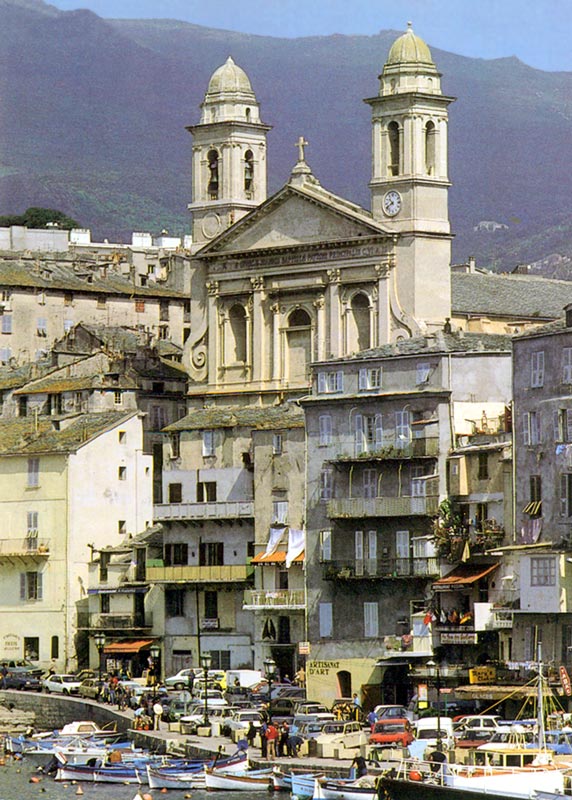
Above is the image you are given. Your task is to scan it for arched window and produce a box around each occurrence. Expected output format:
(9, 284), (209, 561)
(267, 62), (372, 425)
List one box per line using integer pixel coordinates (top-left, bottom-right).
(349, 293), (371, 352)
(228, 304), (247, 362)
(289, 308), (311, 327)
(245, 107), (251, 121)
(425, 121), (436, 175)
(244, 150), (254, 194)
(207, 149), (219, 199)
(286, 308), (312, 383)
(388, 121), (400, 176)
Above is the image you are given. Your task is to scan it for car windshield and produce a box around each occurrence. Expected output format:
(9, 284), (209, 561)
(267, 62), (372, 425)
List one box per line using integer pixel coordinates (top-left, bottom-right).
(375, 723), (406, 733)
(61, 676), (77, 682)
(418, 729), (439, 739)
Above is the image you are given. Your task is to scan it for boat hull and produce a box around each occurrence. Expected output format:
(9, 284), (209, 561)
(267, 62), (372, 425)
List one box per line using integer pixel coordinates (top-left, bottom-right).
(204, 768), (271, 791)
(380, 774), (563, 800)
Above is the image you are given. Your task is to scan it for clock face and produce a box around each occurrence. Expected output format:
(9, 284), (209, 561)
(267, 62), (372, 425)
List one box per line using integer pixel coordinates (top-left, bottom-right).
(383, 190), (402, 217)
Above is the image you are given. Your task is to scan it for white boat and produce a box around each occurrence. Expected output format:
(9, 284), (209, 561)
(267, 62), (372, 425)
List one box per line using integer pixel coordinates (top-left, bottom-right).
(147, 755), (250, 790)
(314, 775), (378, 800)
(204, 766), (272, 791)
(291, 771), (326, 798)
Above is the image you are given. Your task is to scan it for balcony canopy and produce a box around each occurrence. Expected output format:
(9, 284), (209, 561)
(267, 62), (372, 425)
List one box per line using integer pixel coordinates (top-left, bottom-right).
(433, 563), (498, 590)
(252, 550), (305, 565)
(103, 639), (155, 654)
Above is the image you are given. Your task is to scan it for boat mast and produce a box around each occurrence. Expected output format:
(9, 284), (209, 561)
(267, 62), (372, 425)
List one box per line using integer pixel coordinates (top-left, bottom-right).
(537, 641), (546, 751)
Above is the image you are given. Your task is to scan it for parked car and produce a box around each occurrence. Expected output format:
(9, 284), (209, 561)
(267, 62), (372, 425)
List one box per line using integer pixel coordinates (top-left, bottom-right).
(454, 715), (503, 734)
(373, 704), (412, 722)
(42, 674), (82, 695)
(331, 697), (363, 721)
(78, 677), (106, 700)
(3, 659), (43, 678)
(4, 672), (42, 691)
(271, 697), (327, 719)
(224, 709), (264, 732)
(164, 668), (196, 690)
(409, 716), (455, 758)
(315, 720), (367, 749)
(369, 718), (414, 747)
(193, 688), (228, 707)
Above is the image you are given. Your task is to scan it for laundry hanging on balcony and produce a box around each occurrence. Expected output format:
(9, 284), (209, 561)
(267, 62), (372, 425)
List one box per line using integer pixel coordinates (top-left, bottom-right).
(286, 528), (305, 568)
(262, 618), (277, 640)
(264, 527), (285, 558)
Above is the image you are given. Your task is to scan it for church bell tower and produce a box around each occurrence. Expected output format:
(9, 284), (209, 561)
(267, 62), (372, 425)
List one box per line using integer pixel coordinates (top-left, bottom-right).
(187, 57), (271, 249)
(365, 24), (455, 328)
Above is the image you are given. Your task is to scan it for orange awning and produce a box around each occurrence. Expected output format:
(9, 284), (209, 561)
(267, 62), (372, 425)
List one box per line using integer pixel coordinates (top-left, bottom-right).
(251, 550), (305, 565)
(432, 563), (498, 590)
(103, 639), (155, 654)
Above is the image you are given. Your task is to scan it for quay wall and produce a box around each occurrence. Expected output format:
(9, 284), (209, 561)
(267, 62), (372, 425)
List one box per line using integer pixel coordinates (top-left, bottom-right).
(0, 691), (132, 733)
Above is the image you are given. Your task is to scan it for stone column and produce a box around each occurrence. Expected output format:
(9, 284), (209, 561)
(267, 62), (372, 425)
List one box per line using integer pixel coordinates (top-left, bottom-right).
(327, 269), (342, 358)
(206, 281), (219, 385)
(271, 302), (281, 382)
(250, 277), (265, 382)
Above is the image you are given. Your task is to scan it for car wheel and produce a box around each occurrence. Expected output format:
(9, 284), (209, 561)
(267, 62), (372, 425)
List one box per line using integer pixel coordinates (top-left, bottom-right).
(44, 687), (50, 693)
(175, 682), (184, 690)
(63, 689), (69, 695)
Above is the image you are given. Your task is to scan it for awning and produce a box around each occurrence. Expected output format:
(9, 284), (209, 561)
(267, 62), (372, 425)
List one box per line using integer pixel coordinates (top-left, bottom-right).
(251, 550), (305, 565)
(103, 639), (155, 654)
(88, 587), (147, 595)
(523, 501), (542, 515)
(432, 563), (498, 590)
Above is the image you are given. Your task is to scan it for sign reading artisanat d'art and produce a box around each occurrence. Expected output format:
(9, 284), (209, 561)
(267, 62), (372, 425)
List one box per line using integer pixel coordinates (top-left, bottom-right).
(2, 634), (21, 654)
(307, 661), (340, 676)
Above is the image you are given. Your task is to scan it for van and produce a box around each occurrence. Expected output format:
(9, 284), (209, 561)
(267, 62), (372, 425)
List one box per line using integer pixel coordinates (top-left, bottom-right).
(369, 718), (414, 747)
(409, 716), (455, 759)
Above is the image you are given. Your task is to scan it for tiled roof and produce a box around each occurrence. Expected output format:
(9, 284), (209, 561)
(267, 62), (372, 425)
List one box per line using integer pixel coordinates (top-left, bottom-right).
(166, 403), (305, 431)
(0, 360), (56, 390)
(452, 272), (572, 320)
(0, 258), (185, 298)
(0, 411), (137, 455)
(332, 331), (512, 363)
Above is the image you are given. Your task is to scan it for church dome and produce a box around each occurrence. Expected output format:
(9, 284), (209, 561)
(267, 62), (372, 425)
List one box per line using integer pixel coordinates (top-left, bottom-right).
(206, 56), (255, 96)
(386, 23), (434, 66)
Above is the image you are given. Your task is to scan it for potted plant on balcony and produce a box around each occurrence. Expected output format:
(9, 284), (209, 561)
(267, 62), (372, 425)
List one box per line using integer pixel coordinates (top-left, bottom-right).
(432, 500), (466, 561)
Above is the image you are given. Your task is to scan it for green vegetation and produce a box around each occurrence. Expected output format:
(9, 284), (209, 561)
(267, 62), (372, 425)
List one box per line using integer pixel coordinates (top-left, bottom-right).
(0, 207), (80, 230)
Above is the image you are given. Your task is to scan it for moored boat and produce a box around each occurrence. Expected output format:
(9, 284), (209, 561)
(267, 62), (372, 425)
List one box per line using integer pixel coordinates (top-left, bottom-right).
(147, 752), (250, 790)
(204, 765), (272, 791)
(314, 775), (378, 800)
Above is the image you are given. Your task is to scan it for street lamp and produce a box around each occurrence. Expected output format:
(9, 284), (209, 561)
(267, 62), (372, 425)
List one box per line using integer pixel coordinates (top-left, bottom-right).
(426, 659), (442, 751)
(264, 657), (277, 723)
(94, 633), (106, 700)
(201, 651), (212, 729)
(150, 644), (160, 700)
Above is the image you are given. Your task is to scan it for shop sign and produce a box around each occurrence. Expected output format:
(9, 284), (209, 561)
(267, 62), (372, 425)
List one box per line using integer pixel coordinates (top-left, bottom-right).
(560, 665), (572, 696)
(2, 634), (20, 655)
(299, 642), (310, 655)
(441, 632), (478, 644)
(469, 666), (496, 685)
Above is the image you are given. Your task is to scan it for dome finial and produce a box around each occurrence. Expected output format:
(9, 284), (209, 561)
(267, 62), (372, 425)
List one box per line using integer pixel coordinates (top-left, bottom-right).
(407, 21), (413, 30)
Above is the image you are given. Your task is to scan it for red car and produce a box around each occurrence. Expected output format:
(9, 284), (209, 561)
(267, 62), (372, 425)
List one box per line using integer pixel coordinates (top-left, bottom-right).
(369, 718), (414, 747)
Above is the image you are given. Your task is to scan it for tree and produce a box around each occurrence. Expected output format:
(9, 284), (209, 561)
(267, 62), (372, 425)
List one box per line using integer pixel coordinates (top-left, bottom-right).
(0, 207), (80, 230)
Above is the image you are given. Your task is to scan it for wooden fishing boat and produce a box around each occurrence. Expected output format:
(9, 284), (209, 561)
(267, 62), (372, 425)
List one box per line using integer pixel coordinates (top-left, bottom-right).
(204, 765), (272, 791)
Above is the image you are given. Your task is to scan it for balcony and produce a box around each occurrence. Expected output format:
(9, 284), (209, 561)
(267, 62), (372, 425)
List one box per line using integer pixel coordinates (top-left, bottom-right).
(154, 501), (254, 522)
(378, 633), (433, 660)
(0, 538), (50, 561)
(323, 557), (439, 581)
(332, 437), (440, 462)
(146, 563), (254, 584)
(243, 589), (305, 611)
(87, 613), (153, 630)
(327, 495), (440, 519)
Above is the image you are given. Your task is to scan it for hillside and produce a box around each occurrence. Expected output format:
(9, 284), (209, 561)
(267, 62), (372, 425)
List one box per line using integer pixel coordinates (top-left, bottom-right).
(1, 0), (572, 269)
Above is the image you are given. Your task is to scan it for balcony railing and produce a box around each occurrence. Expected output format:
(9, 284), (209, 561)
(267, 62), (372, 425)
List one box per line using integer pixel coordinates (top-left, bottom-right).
(154, 501), (254, 521)
(323, 557), (439, 580)
(327, 495), (440, 518)
(146, 563), (253, 583)
(88, 613), (153, 630)
(0, 538), (50, 559)
(332, 437), (440, 462)
(200, 618), (220, 630)
(378, 633), (433, 659)
(485, 608), (514, 630)
(243, 589), (305, 610)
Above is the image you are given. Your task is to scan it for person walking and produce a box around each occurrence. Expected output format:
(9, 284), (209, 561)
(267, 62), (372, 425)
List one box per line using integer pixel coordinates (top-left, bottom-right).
(246, 721), (257, 748)
(352, 692), (362, 721)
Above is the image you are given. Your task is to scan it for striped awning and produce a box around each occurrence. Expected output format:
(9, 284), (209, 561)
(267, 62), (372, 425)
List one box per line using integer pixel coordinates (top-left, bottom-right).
(523, 501), (542, 515)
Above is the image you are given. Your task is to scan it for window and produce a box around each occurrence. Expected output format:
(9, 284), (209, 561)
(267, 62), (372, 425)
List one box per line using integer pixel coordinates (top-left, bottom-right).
(530, 474), (542, 507)
(272, 433), (283, 455)
(135, 299), (145, 313)
(319, 602), (333, 638)
(63, 319), (73, 333)
(531, 351), (545, 388)
(27, 457), (39, 487)
(164, 542), (188, 566)
(317, 371), (343, 394)
(388, 120), (400, 175)
(168, 482), (182, 503)
(202, 430), (215, 457)
(228, 304), (247, 363)
(561, 474), (572, 517)
(118, 466), (126, 481)
(26, 511), (38, 538)
(20, 571), (43, 601)
(64, 292), (73, 306)
(319, 415), (332, 446)
(1, 315), (12, 334)
(170, 433), (180, 459)
(425, 120), (436, 174)
(18, 395), (28, 417)
(364, 602), (379, 638)
(207, 149), (220, 199)
(209, 650), (231, 670)
(204, 590), (218, 619)
(159, 300), (169, 321)
(36, 318), (47, 337)
(199, 542), (224, 566)
(166, 588), (185, 617)
(272, 500), (289, 525)
(150, 406), (167, 430)
(24, 636), (39, 659)
(99, 551), (110, 581)
(100, 593), (110, 613)
(320, 468), (334, 500)
(118, 520), (126, 534)
(416, 362), (431, 384)
(522, 411), (541, 445)
(0, 347), (11, 364)
(97, 295), (106, 309)
(478, 452), (489, 480)
(358, 367), (381, 391)
(363, 468), (377, 499)
(555, 409), (572, 443)
(244, 149), (254, 193)
(563, 348), (572, 384)
(51, 635), (59, 660)
(158, 325), (169, 340)
(395, 408), (411, 448)
(114, 391), (122, 406)
(530, 556), (556, 586)
(118, 430), (126, 444)
(354, 413), (383, 454)
(197, 481), (217, 502)
(319, 530), (332, 562)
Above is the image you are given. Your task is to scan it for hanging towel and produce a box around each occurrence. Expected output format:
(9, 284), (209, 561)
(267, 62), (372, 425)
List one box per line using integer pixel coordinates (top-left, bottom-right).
(286, 528), (305, 568)
(265, 526), (285, 557)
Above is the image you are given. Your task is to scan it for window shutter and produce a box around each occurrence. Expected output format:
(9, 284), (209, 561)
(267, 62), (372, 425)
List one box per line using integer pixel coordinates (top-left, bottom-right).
(358, 368), (367, 390)
(355, 530), (364, 560)
(555, 410), (562, 442)
(319, 415), (332, 446)
(319, 602), (333, 638)
(364, 602), (379, 638)
(37, 572), (43, 600)
(566, 411), (572, 444)
(522, 413), (530, 445)
(20, 573), (26, 600)
(561, 474), (568, 516)
(320, 530), (332, 561)
(375, 413), (383, 447)
(354, 414), (364, 454)
(336, 371), (344, 392)
(318, 373), (327, 393)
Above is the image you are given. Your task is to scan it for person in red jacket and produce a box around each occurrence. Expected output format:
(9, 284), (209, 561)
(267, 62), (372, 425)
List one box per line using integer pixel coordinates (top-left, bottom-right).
(265, 722), (279, 759)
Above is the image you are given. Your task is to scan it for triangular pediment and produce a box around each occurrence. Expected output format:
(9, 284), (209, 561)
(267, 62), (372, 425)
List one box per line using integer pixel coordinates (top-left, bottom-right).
(198, 184), (390, 256)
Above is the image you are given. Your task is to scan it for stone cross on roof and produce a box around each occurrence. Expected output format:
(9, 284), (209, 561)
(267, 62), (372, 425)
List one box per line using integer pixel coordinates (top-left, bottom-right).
(295, 136), (308, 162)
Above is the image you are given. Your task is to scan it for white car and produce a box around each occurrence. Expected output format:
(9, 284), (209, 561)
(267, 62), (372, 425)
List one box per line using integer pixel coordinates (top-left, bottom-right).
(42, 674), (82, 695)
(164, 669), (197, 690)
(225, 710), (263, 731)
(193, 688), (228, 707)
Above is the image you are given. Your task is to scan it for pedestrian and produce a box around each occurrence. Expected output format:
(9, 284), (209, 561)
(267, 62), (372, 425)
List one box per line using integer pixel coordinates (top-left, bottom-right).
(246, 721), (257, 748)
(352, 692), (362, 721)
(367, 709), (377, 728)
(287, 734), (303, 757)
(259, 721), (268, 758)
(265, 722), (279, 759)
(351, 755), (368, 778)
(278, 721), (289, 757)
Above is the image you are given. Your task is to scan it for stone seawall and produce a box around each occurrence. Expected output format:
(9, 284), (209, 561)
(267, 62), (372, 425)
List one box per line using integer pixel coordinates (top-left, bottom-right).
(0, 691), (132, 734)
